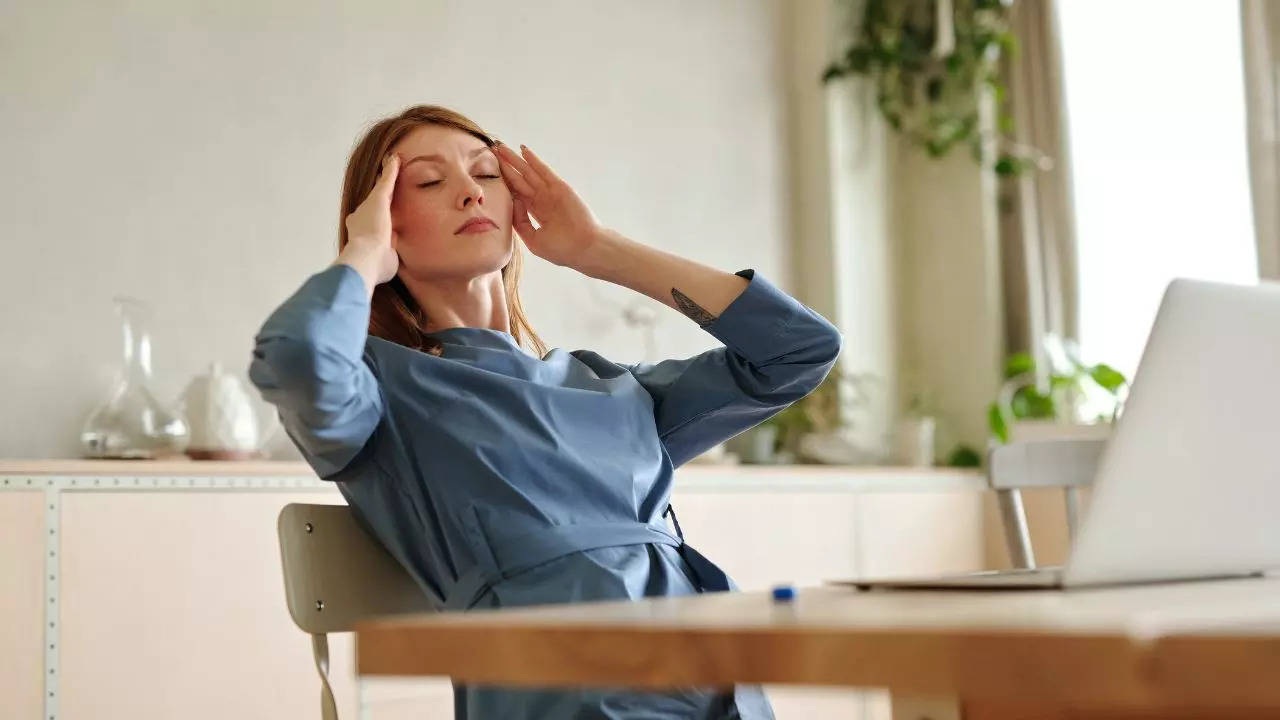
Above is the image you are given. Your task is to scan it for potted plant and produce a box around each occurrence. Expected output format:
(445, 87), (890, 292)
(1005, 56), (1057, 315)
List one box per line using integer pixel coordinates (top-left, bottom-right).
(743, 369), (882, 464)
(821, 0), (1043, 177)
(988, 337), (1128, 445)
(944, 336), (1128, 467)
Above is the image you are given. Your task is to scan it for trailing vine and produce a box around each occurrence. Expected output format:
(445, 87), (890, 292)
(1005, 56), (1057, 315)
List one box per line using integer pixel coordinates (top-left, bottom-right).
(822, 0), (1043, 176)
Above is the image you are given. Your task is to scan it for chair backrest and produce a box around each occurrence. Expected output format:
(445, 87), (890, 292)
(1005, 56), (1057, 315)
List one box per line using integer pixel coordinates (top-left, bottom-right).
(278, 503), (435, 633)
(986, 438), (1108, 569)
(277, 503), (437, 720)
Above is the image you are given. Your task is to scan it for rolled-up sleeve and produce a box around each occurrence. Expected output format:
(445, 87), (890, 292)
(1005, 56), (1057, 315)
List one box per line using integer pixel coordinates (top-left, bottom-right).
(626, 268), (843, 467)
(248, 263), (385, 479)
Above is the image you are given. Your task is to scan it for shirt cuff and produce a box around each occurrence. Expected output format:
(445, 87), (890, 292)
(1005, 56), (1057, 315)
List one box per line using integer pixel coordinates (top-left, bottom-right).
(700, 268), (838, 361)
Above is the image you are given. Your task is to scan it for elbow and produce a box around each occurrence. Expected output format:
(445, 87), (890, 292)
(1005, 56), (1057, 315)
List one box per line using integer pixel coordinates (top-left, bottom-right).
(819, 324), (843, 366)
(250, 334), (372, 420)
(248, 335), (326, 406)
(805, 318), (844, 371)
(793, 323), (843, 397)
(743, 325), (843, 403)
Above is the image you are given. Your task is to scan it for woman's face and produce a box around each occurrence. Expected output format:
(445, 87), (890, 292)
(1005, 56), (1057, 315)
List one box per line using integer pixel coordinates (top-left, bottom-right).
(388, 125), (513, 280)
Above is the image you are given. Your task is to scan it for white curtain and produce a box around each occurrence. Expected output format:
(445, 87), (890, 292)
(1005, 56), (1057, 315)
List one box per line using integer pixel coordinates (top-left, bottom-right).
(998, 0), (1079, 373)
(1242, 0), (1280, 279)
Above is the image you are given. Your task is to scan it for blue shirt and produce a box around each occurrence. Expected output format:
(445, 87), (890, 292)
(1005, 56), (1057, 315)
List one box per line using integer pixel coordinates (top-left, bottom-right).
(249, 262), (841, 719)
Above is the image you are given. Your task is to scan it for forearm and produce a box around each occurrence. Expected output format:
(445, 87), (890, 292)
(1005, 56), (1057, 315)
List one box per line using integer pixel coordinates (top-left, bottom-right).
(578, 229), (750, 325)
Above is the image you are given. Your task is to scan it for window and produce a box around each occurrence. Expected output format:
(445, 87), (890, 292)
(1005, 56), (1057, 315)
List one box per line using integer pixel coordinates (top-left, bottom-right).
(1057, 0), (1257, 382)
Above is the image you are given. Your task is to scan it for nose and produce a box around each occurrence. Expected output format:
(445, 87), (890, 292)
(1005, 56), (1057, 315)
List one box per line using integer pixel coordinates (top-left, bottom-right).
(457, 175), (484, 210)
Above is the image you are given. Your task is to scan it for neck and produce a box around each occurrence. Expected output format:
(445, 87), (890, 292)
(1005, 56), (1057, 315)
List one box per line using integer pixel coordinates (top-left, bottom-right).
(400, 269), (512, 334)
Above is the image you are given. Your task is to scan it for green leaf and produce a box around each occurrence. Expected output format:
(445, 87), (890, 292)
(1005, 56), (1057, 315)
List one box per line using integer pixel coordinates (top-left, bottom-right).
(1011, 386), (1055, 419)
(847, 47), (873, 72)
(994, 154), (1019, 176)
(926, 76), (944, 101)
(1048, 373), (1076, 389)
(997, 31), (1018, 57)
(1090, 364), (1128, 393)
(987, 402), (1009, 444)
(946, 444), (983, 468)
(1003, 351), (1035, 378)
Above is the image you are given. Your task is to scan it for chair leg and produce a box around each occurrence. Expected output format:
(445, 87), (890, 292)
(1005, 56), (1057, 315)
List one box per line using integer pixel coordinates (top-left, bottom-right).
(996, 488), (1036, 569)
(1064, 486), (1081, 543)
(312, 633), (339, 720)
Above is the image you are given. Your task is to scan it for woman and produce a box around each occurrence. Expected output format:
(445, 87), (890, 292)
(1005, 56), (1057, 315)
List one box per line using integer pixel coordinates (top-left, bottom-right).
(249, 105), (842, 719)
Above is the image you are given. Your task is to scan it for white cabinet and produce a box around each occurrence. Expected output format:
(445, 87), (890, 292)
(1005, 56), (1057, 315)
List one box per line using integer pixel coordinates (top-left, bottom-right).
(0, 461), (985, 720)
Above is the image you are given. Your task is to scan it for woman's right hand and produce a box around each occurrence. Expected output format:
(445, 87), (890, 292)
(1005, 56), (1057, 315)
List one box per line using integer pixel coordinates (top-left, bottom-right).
(339, 152), (401, 291)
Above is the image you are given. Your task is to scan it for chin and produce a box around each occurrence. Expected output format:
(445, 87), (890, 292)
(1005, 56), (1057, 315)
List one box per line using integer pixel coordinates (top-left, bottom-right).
(441, 243), (514, 278)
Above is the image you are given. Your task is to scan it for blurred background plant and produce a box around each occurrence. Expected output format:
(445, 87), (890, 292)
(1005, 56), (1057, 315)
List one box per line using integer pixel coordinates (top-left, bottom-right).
(760, 368), (881, 457)
(945, 335), (1129, 467)
(987, 341), (1128, 444)
(822, 0), (1047, 177)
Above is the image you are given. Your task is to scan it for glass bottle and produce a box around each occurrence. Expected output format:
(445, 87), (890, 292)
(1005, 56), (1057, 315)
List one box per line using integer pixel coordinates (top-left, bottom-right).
(80, 296), (189, 458)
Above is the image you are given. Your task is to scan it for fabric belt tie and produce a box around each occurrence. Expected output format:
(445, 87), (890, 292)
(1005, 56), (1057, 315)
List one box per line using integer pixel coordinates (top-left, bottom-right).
(441, 519), (683, 612)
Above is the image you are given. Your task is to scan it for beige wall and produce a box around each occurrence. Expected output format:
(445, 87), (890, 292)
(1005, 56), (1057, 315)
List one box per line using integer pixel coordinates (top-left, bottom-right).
(796, 0), (1004, 460)
(3, 0), (1006, 463)
(890, 142), (1004, 458)
(821, 91), (1003, 459)
(1, 0), (796, 459)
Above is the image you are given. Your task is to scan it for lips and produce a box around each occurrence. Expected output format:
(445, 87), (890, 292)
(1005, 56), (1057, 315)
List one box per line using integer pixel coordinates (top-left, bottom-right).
(455, 216), (498, 234)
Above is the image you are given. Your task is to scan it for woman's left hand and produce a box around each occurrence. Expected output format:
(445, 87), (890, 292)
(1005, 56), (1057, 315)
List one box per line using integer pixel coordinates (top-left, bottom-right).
(493, 143), (605, 271)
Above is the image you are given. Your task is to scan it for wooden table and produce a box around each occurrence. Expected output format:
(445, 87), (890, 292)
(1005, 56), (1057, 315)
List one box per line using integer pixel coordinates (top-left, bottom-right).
(356, 574), (1280, 719)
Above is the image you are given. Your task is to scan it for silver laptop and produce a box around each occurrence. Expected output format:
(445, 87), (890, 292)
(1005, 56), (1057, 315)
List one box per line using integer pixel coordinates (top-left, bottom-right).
(837, 277), (1280, 591)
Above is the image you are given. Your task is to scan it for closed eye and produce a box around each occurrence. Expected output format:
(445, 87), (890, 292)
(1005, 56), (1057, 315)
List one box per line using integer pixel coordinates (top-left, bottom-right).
(417, 175), (500, 189)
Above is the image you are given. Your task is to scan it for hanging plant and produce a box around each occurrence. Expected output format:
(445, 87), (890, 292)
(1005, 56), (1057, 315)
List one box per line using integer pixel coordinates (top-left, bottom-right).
(822, 0), (1044, 177)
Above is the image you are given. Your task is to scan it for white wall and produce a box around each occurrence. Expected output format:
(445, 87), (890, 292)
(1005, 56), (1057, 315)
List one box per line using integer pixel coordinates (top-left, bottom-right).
(0, 0), (795, 459)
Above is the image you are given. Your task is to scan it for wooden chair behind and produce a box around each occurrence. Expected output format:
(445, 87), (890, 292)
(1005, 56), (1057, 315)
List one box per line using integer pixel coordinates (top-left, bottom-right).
(987, 438), (1107, 568)
(277, 503), (437, 720)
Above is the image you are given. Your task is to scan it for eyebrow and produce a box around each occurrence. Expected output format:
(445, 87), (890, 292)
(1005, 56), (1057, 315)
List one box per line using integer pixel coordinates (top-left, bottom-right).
(402, 145), (494, 169)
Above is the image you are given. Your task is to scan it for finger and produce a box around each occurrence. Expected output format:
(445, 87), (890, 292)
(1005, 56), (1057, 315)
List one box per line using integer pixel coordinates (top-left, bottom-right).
(493, 142), (546, 193)
(494, 142), (542, 193)
(495, 148), (539, 198)
(374, 152), (400, 196)
(519, 144), (564, 186)
(511, 194), (537, 241)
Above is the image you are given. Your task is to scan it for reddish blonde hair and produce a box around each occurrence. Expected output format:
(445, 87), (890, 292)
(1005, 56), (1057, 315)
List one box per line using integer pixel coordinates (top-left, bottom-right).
(338, 105), (547, 358)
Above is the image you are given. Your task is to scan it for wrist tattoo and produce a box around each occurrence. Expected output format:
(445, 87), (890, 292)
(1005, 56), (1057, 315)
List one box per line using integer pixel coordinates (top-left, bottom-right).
(672, 288), (717, 327)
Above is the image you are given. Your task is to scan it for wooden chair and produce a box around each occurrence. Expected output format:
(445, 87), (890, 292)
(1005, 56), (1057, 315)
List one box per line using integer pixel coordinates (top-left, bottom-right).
(277, 503), (436, 720)
(986, 438), (1108, 569)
